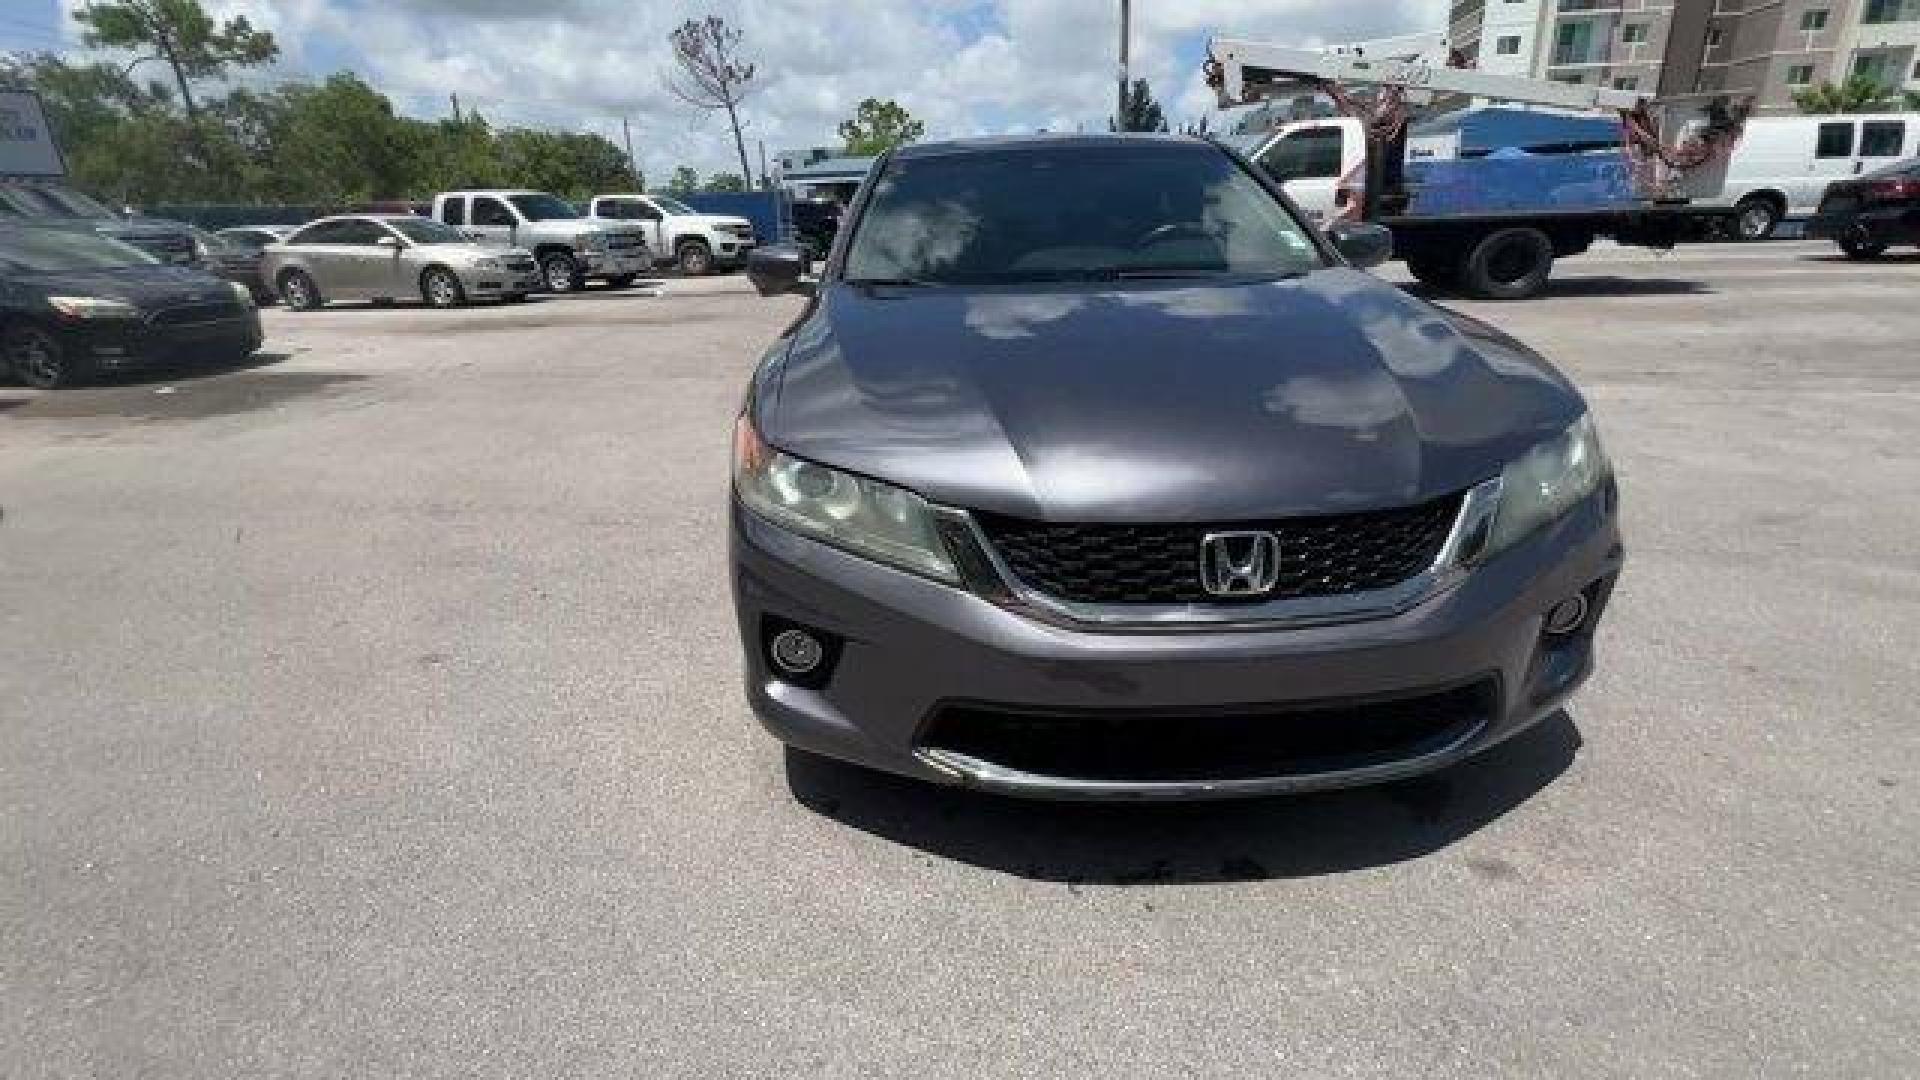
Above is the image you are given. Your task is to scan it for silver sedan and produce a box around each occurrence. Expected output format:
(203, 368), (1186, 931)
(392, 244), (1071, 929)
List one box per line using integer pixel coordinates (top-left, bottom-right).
(261, 215), (541, 310)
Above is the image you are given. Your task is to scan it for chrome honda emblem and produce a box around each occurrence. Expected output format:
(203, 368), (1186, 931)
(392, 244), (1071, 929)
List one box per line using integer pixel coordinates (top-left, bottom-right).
(1199, 531), (1282, 597)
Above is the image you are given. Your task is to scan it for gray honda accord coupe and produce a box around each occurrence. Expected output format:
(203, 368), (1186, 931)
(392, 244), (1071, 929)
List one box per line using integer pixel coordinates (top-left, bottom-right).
(732, 134), (1621, 800)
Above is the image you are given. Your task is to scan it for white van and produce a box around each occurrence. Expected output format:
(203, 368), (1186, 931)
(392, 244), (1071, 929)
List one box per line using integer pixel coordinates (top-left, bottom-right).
(1704, 114), (1920, 240)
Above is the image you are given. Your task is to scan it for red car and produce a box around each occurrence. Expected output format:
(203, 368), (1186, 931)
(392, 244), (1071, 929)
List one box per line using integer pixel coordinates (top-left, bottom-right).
(1807, 157), (1920, 260)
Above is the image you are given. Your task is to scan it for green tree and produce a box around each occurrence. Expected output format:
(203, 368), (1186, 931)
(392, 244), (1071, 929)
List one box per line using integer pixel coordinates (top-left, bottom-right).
(664, 165), (701, 195)
(837, 97), (924, 156)
(704, 171), (746, 192)
(1111, 78), (1168, 133)
(1793, 75), (1898, 114)
(1, 52), (217, 203)
(424, 114), (505, 192)
(72, 0), (276, 159)
(261, 74), (430, 202)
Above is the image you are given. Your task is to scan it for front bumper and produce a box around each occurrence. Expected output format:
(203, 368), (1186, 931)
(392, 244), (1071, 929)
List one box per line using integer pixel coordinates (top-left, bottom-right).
(731, 487), (1623, 800)
(71, 309), (265, 372)
(583, 250), (650, 277)
(458, 263), (541, 297)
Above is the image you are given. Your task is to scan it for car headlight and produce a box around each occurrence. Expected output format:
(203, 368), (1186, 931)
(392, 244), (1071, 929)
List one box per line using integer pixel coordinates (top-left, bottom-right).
(1481, 414), (1609, 560)
(47, 295), (141, 320)
(472, 257), (501, 270)
(733, 415), (958, 583)
(227, 280), (256, 307)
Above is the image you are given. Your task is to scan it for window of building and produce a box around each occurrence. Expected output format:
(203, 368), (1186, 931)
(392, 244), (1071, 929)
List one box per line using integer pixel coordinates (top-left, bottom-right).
(1815, 122), (1855, 159)
(1706, 26), (1724, 48)
(1800, 9), (1829, 32)
(1622, 23), (1649, 44)
(1853, 53), (1895, 86)
(1496, 35), (1522, 55)
(1613, 76), (1640, 91)
(1785, 64), (1816, 85)
(1861, 121), (1905, 157)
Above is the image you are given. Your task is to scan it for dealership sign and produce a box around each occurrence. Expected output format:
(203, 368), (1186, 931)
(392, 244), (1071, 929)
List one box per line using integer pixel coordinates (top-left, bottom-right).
(0, 91), (66, 178)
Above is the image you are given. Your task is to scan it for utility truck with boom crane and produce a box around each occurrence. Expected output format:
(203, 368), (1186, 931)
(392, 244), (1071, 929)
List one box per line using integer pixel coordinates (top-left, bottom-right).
(1207, 36), (1750, 299)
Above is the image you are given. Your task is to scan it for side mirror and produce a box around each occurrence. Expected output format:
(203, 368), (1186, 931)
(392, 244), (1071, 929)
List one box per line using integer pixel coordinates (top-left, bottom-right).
(1327, 221), (1392, 270)
(746, 244), (813, 298)
(376, 235), (403, 249)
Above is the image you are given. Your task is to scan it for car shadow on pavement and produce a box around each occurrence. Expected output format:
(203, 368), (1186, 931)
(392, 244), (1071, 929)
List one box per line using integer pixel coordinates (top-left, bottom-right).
(1800, 252), (1920, 265)
(785, 710), (1582, 883)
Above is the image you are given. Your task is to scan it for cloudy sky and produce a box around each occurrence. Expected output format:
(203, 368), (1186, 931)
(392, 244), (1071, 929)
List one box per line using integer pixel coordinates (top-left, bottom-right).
(5, 0), (1444, 180)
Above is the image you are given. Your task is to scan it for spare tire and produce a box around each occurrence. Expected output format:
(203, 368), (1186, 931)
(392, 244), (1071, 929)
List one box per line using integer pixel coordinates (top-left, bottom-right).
(1460, 228), (1554, 300)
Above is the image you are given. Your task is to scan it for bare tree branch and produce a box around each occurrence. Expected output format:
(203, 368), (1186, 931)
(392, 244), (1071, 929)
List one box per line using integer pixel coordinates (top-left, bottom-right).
(663, 15), (757, 182)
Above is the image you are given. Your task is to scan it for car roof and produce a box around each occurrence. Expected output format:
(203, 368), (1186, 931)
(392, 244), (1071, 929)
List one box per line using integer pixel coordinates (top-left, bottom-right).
(890, 132), (1209, 161)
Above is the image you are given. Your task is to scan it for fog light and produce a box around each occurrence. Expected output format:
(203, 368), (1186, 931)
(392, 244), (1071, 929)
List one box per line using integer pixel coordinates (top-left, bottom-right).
(770, 629), (824, 675)
(1544, 594), (1589, 636)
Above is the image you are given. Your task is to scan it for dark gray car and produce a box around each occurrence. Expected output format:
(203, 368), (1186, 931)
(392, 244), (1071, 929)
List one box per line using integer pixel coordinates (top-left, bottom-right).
(731, 135), (1621, 800)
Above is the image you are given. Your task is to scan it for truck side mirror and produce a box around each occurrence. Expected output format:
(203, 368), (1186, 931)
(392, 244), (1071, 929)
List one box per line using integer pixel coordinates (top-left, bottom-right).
(746, 244), (813, 297)
(1327, 221), (1392, 270)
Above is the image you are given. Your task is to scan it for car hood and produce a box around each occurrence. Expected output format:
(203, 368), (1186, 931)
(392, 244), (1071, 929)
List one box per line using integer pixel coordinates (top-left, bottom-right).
(757, 268), (1586, 521)
(26, 264), (238, 308)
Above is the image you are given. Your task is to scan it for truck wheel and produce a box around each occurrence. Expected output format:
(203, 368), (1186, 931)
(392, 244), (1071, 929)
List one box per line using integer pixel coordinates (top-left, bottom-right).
(542, 252), (584, 293)
(421, 267), (467, 308)
(1460, 228), (1554, 301)
(279, 269), (323, 311)
(1733, 195), (1781, 242)
(5, 323), (88, 389)
(676, 240), (714, 276)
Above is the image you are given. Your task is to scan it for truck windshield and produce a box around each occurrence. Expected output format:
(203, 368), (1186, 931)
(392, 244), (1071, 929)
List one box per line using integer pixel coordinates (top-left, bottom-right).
(388, 218), (470, 244)
(653, 197), (694, 215)
(0, 228), (158, 273)
(842, 143), (1324, 285)
(508, 194), (581, 221)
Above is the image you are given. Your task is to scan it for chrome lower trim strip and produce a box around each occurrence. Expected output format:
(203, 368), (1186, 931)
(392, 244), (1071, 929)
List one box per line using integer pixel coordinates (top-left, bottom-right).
(915, 714), (1491, 800)
(943, 478), (1504, 630)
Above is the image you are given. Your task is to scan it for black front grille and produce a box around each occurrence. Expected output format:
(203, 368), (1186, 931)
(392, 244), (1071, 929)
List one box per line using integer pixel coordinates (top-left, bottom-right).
(151, 301), (244, 326)
(921, 680), (1496, 784)
(977, 493), (1461, 605)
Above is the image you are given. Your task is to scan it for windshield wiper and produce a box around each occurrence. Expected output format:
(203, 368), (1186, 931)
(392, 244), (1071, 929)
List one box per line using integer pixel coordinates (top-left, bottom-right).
(844, 276), (936, 289)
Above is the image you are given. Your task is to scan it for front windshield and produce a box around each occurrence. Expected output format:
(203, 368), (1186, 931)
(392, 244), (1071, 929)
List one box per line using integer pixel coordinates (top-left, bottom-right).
(1, 185), (107, 219)
(508, 193), (581, 221)
(653, 196), (694, 215)
(842, 143), (1324, 284)
(0, 228), (159, 273)
(40, 186), (118, 217)
(388, 218), (470, 244)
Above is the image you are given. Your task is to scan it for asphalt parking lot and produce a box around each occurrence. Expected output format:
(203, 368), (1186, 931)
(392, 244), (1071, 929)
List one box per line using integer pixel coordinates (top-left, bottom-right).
(3, 243), (1916, 1078)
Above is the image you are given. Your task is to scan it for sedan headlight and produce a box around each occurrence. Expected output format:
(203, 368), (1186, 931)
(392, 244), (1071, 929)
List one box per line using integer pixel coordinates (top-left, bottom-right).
(1482, 413), (1609, 559)
(733, 415), (958, 583)
(47, 295), (141, 320)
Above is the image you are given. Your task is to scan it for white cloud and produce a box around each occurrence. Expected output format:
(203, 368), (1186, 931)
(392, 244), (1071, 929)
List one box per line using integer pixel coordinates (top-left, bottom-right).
(55, 0), (1448, 180)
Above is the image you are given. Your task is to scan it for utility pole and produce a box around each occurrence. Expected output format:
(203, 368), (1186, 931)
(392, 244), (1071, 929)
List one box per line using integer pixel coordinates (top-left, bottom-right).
(450, 93), (462, 124)
(756, 139), (770, 190)
(1117, 0), (1131, 128)
(622, 116), (641, 189)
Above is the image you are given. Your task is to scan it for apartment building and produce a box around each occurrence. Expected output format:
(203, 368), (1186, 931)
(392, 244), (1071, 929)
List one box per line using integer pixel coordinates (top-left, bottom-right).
(1449, 0), (1920, 111)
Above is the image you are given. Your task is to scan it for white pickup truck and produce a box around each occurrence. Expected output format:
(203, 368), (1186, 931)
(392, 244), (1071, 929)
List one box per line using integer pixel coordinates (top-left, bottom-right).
(586, 194), (756, 275)
(431, 190), (651, 292)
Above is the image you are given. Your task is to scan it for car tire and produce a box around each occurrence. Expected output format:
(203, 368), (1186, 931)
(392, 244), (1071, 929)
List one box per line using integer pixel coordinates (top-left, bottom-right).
(676, 240), (714, 276)
(1459, 228), (1554, 301)
(1838, 228), (1889, 260)
(279, 269), (323, 311)
(4, 322), (87, 389)
(1733, 195), (1781, 242)
(542, 252), (584, 293)
(604, 274), (638, 289)
(421, 266), (466, 308)
(1405, 257), (1458, 291)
